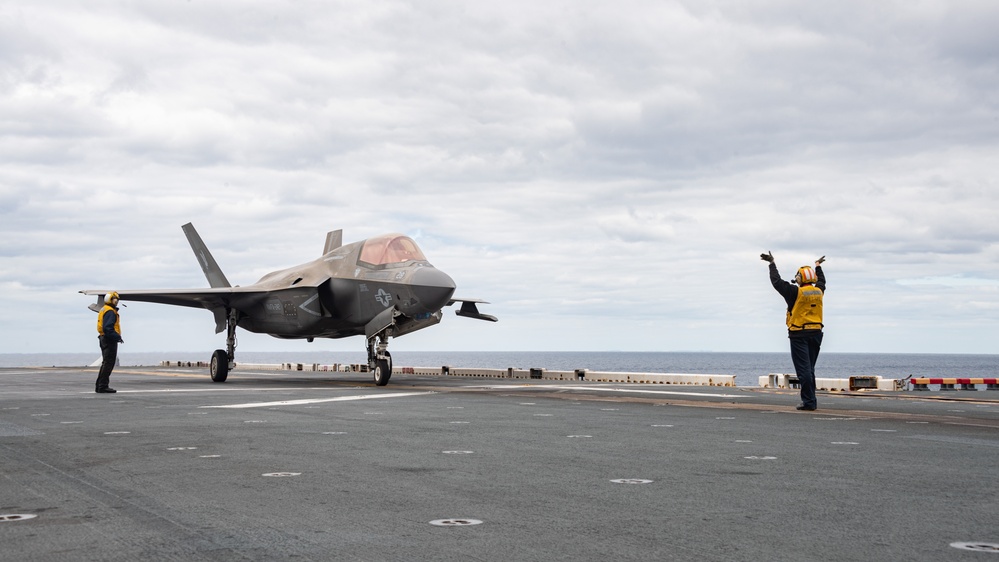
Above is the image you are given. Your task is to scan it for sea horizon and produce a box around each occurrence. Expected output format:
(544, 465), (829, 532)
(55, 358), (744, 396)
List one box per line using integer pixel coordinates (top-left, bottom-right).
(3, 351), (996, 388)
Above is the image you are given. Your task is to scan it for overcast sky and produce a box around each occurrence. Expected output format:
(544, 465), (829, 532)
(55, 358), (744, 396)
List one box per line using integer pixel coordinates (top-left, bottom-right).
(2, 0), (997, 356)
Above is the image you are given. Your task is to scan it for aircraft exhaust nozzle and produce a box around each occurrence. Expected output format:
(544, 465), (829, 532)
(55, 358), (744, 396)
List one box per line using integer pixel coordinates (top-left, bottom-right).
(411, 267), (456, 310)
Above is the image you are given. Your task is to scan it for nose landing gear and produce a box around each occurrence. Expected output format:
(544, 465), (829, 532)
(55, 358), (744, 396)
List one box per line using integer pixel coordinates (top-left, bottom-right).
(368, 331), (393, 386)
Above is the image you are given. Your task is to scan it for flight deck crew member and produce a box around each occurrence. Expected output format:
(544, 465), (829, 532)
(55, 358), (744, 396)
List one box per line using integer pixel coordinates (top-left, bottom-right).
(761, 253), (826, 411)
(96, 291), (124, 393)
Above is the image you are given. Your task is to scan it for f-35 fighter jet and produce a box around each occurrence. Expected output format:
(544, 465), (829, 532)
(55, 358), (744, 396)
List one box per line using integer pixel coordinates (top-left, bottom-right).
(81, 223), (496, 386)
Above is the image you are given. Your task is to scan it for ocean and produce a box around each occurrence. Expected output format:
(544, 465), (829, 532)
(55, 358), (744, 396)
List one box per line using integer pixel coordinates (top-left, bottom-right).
(2, 351), (996, 387)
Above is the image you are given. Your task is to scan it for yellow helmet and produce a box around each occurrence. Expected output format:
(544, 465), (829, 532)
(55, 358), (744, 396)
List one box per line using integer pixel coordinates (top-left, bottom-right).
(105, 291), (120, 305)
(795, 266), (817, 285)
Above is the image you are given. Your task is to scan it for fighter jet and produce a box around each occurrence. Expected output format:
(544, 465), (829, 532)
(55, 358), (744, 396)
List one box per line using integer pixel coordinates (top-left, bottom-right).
(81, 223), (496, 386)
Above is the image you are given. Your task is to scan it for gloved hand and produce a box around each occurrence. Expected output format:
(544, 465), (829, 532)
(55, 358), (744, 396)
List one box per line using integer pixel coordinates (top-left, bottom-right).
(816, 255), (825, 265)
(760, 251), (774, 263)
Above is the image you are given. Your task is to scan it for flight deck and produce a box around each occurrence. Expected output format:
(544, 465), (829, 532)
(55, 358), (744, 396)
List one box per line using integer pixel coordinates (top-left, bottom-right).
(2, 365), (997, 561)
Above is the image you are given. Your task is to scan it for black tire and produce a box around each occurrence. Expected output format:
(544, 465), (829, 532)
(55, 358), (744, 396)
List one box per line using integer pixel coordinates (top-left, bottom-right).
(210, 349), (229, 382)
(373, 352), (392, 386)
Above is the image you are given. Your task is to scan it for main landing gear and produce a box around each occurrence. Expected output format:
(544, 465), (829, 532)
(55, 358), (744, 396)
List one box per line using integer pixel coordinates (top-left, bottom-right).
(210, 308), (238, 383)
(205, 307), (396, 387)
(367, 330), (393, 386)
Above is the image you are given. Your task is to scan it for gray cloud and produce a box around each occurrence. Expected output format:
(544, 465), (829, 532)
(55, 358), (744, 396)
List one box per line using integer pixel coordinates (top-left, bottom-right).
(1, 0), (996, 355)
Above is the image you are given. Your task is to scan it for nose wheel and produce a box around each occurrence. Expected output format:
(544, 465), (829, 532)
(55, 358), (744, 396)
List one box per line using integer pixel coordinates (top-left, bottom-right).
(367, 332), (393, 386)
(373, 351), (392, 386)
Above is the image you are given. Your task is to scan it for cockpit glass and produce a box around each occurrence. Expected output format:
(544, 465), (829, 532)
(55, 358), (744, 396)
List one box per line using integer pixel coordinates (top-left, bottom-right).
(359, 234), (427, 266)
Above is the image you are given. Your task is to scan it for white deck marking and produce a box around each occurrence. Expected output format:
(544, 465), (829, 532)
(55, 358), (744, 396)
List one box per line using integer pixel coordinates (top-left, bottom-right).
(202, 391), (435, 409)
(463, 384), (746, 399)
(81, 387), (336, 394)
(611, 479), (654, 484)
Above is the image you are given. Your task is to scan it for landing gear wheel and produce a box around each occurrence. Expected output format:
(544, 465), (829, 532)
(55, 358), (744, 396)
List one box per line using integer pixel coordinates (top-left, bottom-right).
(210, 349), (229, 382)
(373, 351), (392, 386)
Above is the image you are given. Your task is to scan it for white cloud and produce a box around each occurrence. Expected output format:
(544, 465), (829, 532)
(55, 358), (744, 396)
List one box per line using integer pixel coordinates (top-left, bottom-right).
(1, 0), (997, 356)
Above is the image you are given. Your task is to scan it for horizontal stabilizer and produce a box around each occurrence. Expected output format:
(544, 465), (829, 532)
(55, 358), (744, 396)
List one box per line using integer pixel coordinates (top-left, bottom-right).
(450, 299), (498, 322)
(87, 293), (105, 313)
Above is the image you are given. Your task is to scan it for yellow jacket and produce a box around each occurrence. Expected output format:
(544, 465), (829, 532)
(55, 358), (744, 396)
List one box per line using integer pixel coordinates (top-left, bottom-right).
(786, 285), (823, 331)
(97, 305), (123, 341)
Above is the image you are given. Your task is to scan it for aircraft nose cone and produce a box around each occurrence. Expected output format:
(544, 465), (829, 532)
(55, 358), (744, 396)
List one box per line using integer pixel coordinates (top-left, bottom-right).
(411, 267), (456, 310)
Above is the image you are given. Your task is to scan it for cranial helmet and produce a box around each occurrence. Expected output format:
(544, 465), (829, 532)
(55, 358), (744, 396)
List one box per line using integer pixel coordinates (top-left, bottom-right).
(795, 266), (817, 285)
(106, 291), (120, 304)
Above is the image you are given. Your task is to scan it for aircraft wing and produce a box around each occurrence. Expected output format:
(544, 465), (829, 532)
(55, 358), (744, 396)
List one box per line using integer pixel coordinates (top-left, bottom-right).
(447, 298), (498, 322)
(80, 288), (271, 333)
(81, 288), (243, 308)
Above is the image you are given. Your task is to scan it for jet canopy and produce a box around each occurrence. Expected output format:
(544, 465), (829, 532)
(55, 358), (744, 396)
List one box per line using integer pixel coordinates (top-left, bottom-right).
(359, 234), (427, 266)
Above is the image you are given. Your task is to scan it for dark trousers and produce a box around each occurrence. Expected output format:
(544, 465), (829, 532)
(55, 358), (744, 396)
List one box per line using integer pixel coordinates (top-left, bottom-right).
(789, 332), (823, 408)
(96, 336), (118, 390)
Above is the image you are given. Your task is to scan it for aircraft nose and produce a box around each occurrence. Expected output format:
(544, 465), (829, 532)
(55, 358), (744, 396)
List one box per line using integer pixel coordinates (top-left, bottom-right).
(411, 267), (456, 310)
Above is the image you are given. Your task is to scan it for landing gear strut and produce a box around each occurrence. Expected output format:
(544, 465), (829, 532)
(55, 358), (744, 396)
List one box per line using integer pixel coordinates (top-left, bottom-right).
(367, 331), (393, 386)
(210, 308), (238, 383)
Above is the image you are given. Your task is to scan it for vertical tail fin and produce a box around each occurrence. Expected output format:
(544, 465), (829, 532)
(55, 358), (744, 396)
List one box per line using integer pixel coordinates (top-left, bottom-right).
(182, 223), (231, 288)
(323, 229), (343, 255)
